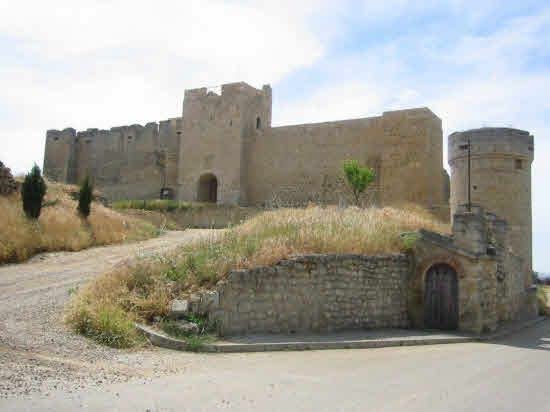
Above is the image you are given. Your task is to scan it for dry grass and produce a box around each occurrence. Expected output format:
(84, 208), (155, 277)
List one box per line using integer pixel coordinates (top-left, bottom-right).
(538, 286), (550, 317)
(0, 180), (158, 264)
(66, 204), (448, 347)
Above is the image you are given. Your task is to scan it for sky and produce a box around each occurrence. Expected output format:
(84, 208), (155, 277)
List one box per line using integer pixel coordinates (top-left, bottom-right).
(0, 0), (549, 270)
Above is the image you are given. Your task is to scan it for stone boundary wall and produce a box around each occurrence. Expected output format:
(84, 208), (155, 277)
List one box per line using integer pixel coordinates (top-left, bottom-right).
(212, 254), (410, 336)
(123, 206), (261, 229)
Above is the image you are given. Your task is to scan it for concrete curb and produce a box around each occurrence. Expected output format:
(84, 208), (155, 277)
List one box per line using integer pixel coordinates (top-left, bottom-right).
(136, 317), (547, 353)
(136, 324), (475, 353)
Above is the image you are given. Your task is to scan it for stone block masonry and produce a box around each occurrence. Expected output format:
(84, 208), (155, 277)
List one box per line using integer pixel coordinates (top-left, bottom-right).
(212, 254), (410, 336)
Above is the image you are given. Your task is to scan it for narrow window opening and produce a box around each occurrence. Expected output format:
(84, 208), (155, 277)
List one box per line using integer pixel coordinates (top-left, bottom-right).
(229, 120), (232, 127)
(515, 159), (523, 170)
(53, 137), (59, 141)
(256, 116), (261, 129)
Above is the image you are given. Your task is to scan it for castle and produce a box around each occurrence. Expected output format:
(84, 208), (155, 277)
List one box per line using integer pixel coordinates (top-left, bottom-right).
(44, 82), (448, 213)
(44, 81), (537, 333)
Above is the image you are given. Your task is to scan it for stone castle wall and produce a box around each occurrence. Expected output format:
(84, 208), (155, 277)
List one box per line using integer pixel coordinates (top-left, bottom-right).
(44, 82), (449, 216)
(246, 108), (447, 210)
(212, 254), (410, 336)
(44, 119), (181, 200)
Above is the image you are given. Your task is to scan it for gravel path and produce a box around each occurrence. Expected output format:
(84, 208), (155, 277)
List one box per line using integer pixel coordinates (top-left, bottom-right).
(0, 230), (217, 399)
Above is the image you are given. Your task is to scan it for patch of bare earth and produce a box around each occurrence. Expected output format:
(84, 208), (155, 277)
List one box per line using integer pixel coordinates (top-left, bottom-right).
(0, 230), (217, 399)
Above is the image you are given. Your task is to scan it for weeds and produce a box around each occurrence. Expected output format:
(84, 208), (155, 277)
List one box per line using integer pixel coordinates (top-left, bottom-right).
(68, 286), (79, 296)
(184, 335), (214, 352)
(66, 304), (143, 348)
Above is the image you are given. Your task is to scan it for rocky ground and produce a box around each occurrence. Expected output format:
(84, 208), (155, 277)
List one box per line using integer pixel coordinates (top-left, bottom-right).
(0, 230), (216, 399)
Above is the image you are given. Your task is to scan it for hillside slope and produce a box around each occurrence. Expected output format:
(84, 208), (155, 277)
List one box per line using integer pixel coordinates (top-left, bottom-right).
(0, 180), (158, 264)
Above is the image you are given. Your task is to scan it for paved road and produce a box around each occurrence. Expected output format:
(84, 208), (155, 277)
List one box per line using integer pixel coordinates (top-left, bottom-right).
(3, 320), (549, 411)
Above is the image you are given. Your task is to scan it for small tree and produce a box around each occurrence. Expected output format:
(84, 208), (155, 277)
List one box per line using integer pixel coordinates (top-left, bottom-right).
(78, 176), (93, 218)
(21, 164), (47, 219)
(343, 159), (375, 206)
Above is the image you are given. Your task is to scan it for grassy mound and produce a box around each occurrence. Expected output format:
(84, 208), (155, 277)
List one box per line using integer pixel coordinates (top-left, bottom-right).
(66, 205), (448, 347)
(0, 181), (158, 264)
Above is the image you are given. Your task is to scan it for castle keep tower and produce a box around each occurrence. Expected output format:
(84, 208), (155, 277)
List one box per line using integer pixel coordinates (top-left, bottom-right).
(177, 82), (272, 205)
(448, 128), (534, 275)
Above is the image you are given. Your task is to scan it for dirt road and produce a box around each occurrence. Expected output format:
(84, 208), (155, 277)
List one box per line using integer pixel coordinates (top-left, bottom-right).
(0, 230), (215, 398)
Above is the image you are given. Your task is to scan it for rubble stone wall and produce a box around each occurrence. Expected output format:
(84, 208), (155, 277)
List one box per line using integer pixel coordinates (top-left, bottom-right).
(212, 254), (410, 336)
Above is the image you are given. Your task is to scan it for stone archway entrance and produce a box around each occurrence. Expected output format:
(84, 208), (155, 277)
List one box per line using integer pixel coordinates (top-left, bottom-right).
(198, 173), (218, 203)
(424, 263), (459, 330)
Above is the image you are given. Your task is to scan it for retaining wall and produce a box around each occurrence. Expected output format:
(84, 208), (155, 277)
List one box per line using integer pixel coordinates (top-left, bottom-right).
(213, 254), (411, 336)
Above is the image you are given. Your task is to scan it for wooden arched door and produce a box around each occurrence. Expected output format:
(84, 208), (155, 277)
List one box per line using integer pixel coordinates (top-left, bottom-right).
(424, 263), (458, 330)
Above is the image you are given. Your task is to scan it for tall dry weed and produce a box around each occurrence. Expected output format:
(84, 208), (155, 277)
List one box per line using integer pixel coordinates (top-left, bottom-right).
(0, 180), (157, 264)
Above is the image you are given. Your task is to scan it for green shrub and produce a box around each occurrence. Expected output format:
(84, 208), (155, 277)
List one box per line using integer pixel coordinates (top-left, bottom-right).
(343, 159), (375, 206)
(21, 164), (47, 219)
(400, 232), (420, 250)
(67, 304), (141, 348)
(78, 176), (93, 218)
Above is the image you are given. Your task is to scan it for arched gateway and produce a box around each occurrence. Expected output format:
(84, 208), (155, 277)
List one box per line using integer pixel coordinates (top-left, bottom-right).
(424, 263), (459, 330)
(198, 173), (218, 203)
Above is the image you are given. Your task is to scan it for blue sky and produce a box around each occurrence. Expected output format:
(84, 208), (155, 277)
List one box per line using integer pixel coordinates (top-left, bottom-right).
(1, 0), (549, 270)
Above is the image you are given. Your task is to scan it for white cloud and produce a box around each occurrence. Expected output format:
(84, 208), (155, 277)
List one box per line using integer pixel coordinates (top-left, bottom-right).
(0, 0), (329, 173)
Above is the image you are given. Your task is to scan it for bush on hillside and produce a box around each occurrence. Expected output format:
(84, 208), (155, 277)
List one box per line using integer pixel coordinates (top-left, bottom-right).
(78, 176), (93, 218)
(21, 164), (47, 219)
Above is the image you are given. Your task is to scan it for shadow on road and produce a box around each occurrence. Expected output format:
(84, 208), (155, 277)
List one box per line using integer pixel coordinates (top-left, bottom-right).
(488, 319), (550, 352)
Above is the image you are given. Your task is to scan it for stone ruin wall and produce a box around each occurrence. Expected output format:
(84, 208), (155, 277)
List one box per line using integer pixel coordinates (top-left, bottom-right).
(44, 118), (181, 200)
(211, 254), (410, 336)
(0, 161), (18, 196)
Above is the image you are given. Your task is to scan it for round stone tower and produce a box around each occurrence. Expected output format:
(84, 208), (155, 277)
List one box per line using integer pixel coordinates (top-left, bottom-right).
(448, 128), (534, 274)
